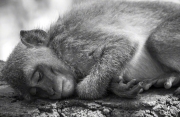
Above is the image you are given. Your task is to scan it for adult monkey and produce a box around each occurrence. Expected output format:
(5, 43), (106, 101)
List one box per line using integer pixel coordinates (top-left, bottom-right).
(2, 0), (180, 100)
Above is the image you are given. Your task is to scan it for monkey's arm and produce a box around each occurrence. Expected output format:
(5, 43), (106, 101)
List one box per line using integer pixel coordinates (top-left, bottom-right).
(76, 40), (142, 99)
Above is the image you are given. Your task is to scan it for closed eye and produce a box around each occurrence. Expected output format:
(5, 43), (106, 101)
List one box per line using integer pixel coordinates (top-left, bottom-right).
(38, 71), (43, 82)
(32, 70), (43, 83)
(51, 67), (59, 75)
(51, 67), (55, 74)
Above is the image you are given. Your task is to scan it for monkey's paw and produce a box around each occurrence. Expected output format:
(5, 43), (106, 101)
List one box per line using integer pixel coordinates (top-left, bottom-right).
(111, 79), (143, 98)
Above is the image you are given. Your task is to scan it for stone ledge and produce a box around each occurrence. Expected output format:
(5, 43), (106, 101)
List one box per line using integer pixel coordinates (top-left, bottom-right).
(0, 83), (179, 117)
(0, 61), (179, 117)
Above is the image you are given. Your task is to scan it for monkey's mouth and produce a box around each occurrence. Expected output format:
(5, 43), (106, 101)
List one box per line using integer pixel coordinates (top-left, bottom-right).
(49, 80), (64, 99)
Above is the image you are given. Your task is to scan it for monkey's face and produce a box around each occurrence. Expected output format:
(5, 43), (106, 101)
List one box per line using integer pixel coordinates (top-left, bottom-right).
(25, 51), (76, 100)
(30, 68), (75, 99)
(2, 30), (76, 100)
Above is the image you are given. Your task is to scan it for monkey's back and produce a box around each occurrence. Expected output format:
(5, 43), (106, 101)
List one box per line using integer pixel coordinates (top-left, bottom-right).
(54, 0), (180, 46)
(49, 0), (180, 79)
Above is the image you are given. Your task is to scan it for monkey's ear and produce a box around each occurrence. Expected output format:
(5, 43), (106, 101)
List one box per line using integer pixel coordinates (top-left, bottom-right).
(20, 29), (48, 48)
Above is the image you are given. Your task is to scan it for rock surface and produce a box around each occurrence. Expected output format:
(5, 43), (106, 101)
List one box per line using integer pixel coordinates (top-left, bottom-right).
(0, 61), (180, 117)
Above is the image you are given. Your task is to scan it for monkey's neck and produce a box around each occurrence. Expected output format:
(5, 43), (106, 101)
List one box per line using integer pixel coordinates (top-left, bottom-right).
(50, 40), (97, 78)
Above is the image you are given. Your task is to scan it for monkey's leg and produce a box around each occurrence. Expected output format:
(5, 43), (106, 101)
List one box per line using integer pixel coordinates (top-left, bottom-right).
(76, 40), (136, 99)
(147, 14), (180, 96)
(156, 73), (180, 89)
(142, 73), (180, 91)
(110, 77), (143, 98)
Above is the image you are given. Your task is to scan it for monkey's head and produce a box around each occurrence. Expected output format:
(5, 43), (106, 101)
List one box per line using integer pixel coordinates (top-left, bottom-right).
(2, 29), (76, 100)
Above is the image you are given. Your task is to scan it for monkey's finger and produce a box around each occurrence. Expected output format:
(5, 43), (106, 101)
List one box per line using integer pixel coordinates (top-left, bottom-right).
(118, 82), (128, 90)
(143, 82), (152, 90)
(112, 76), (123, 83)
(142, 79), (157, 90)
(117, 77), (127, 89)
(164, 76), (176, 89)
(110, 82), (126, 91)
(126, 79), (137, 89)
(129, 82), (143, 95)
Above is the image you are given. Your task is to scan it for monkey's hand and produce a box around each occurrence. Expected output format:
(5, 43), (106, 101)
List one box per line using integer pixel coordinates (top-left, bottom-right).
(110, 78), (143, 98)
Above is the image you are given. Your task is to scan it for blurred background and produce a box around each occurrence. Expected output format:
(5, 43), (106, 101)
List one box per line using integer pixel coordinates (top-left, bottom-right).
(0, 0), (72, 61)
(0, 0), (179, 61)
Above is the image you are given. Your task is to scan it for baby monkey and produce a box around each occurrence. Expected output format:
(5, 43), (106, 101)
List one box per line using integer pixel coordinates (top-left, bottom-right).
(2, 0), (180, 100)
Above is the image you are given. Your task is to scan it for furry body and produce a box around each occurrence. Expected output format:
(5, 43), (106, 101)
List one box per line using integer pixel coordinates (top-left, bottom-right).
(2, 1), (180, 99)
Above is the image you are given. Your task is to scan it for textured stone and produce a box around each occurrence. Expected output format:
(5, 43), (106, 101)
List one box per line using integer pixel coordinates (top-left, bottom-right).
(0, 61), (180, 117)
